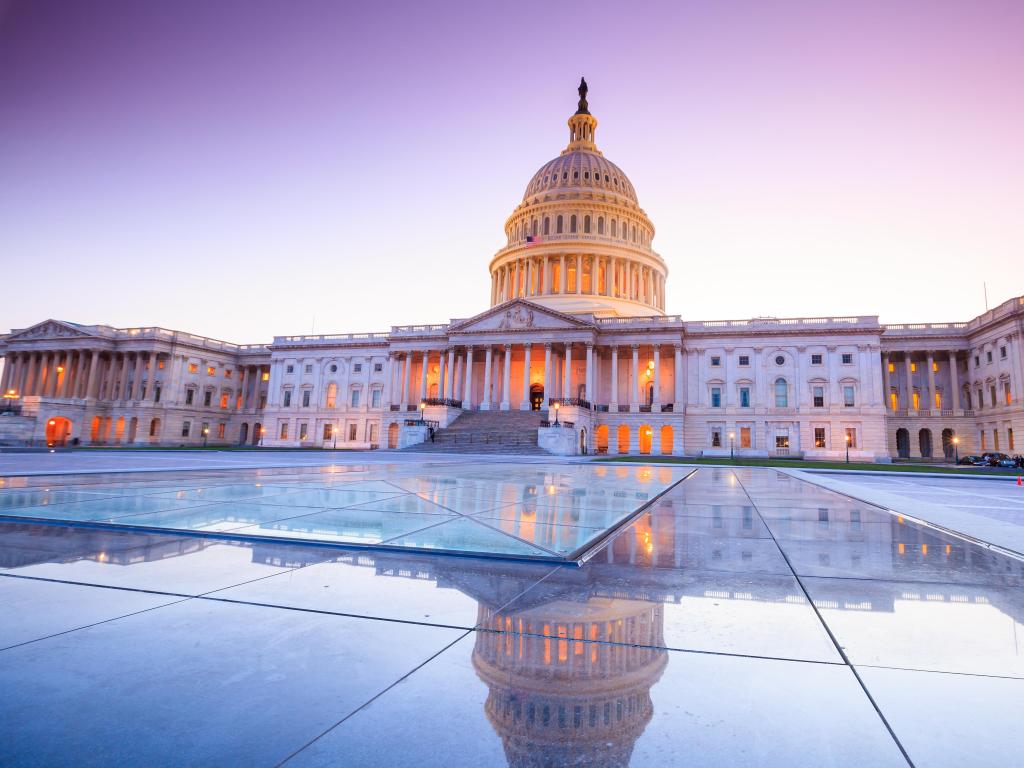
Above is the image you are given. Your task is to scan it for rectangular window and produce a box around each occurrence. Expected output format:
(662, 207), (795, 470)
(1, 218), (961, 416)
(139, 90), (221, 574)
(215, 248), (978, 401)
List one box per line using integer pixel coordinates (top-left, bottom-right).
(217, 423), (225, 439)
(843, 385), (855, 407)
(374, 363), (383, 372)
(974, 356), (980, 367)
(739, 387), (750, 408)
(1000, 346), (1007, 359)
(935, 392), (942, 409)
(262, 372), (269, 381)
(154, 386), (161, 403)
(206, 366), (215, 376)
(181, 421), (191, 437)
(890, 390), (898, 410)
(157, 359), (165, 369)
(302, 390), (311, 407)
(200, 422), (209, 439)
(323, 423), (333, 440)
(980, 430), (986, 450)
(887, 362), (895, 373)
(1010, 428), (1015, 451)
(811, 354), (823, 365)
(912, 391), (920, 410)
(814, 427), (826, 448)
(353, 363), (363, 373)
(740, 427), (751, 448)
(845, 428), (857, 448)
(813, 386), (824, 408)
(188, 363), (198, 374)
(987, 351), (993, 363)
(299, 422), (308, 440)
(304, 364), (313, 374)
(185, 389), (195, 405)
(286, 364), (294, 374)
(351, 389), (361, 407)
(711, 429), (721, 447)
(994, 429), (1000, 450)
(349, 423), (358, 441)
(219, 393), (229, 409)
(738, 355), (749, 367)
(910, 362), (918, 373)
(371, 389), (382, 408)
(850, 510), (861, 530)
(203, 391), (212, 407)
(818, 508), (829, 525)
(932, 361), (938, 373)
(710, 388), (721, 408)
(710, 356), (721, 367)
(1005, 382), (1012, 405)
(224, 369), (232, 379)
(841, 353), (853, 365)
(775, 434), (790, 449)
(283, 390), (292, 407)
(990, 385), (997, 407)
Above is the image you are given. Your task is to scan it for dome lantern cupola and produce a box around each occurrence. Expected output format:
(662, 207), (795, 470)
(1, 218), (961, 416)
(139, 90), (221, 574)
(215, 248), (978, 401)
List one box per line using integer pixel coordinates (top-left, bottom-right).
(565, 77), (600, 154)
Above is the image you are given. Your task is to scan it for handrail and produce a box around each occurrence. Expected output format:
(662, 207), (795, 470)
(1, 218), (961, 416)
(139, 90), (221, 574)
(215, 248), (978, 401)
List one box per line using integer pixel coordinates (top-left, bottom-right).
(549, 397), (591, 410)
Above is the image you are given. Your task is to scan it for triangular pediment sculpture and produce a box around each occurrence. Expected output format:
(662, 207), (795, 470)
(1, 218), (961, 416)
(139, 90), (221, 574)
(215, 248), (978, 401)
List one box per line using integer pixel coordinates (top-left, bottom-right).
(5, 319), (99, 341)
(449, 300), (595, 334)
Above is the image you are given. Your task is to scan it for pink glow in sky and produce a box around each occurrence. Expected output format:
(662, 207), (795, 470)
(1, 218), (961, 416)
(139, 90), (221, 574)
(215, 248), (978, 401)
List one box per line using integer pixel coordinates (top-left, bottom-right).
(0, 0), (1022, 343)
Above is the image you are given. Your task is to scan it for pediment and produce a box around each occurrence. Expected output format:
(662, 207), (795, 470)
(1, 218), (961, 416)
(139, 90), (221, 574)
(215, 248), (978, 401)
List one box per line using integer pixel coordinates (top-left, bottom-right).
(449, 300), (594, 334)
(6, 319), (98, 342)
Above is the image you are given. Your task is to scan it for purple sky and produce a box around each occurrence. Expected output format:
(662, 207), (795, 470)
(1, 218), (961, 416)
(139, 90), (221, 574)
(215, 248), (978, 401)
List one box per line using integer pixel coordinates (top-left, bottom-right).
(1, 0), (1022, 344)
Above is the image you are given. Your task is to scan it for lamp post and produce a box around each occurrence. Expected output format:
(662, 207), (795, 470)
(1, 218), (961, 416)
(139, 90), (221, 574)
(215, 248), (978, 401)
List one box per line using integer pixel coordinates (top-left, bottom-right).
(729, 431), (735, 460)
(202, 425), (209, 447)
(845, 433), (851, 464)
(419, 401), (426, 425)
(2, 388), (17, 414)
(333, 423), (338, 450)
(553, 401), (560, 426)
(259, 426), (265, 447)
(953, 436), (959, 464)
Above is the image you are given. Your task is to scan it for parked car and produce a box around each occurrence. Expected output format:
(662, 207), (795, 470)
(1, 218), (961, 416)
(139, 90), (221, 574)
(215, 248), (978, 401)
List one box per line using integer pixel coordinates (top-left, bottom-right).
(957, 455), (984, 466)
(981, 452), (1011, 467)
(995, 457), (1018, 468)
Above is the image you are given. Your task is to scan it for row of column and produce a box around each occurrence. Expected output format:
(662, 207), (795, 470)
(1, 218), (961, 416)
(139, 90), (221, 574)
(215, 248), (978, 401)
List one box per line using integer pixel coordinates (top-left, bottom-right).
(881, 351), (960, 412)
(391, 343), (684, 412)
(491, 255), (664, 309)
(1, 349), (161, 404)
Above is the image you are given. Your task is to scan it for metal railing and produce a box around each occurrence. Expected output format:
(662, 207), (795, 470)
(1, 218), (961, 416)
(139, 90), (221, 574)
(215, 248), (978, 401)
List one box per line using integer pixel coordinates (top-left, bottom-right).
(540, 419), (575, 428)
(548, 397), (591, 410)
(422, 398), (463, 408)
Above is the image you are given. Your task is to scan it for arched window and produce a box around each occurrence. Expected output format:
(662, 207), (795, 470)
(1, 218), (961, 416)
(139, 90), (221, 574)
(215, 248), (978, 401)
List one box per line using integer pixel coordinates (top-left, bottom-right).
(597, 216), (604, 234)
(611, 220), (617, 237)
(326, 382), (337, 409)
(570, 215), (577, 233)
(573, 170), (579, 180)
(556, 215), (563, 234)
(774, 378), (788, 408)
(543, 217), (550, 235)
(532, 219), (538, 236)
(632, 225), (637, 242)
(584, 215), (591, 233)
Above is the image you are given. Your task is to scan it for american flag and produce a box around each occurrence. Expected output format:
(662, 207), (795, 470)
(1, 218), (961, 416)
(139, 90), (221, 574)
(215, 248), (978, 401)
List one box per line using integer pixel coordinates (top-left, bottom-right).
(526, 235), (543, 246)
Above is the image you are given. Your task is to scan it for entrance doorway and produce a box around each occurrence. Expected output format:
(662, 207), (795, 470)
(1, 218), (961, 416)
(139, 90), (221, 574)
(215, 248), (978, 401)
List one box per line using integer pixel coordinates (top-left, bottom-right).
(45, 417), (72, 447)
(529, 384), (544, 411)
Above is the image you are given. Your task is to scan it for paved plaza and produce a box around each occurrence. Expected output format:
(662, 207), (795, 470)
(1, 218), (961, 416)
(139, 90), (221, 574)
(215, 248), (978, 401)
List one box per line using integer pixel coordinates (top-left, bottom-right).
(0, 452), (1021, 766)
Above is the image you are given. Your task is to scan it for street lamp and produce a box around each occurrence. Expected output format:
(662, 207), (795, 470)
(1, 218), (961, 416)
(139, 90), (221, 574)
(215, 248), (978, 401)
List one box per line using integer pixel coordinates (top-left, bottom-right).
(202, 425), (209, 447)
(553, 401), (560, 426)
(333, 423), (338, 450)
(953, 436), (959, 464)
(419, 401), (426, 424)
(845, 433), (851, 464)
(259, 426), (265, 447)
(729, 431), (735, 460)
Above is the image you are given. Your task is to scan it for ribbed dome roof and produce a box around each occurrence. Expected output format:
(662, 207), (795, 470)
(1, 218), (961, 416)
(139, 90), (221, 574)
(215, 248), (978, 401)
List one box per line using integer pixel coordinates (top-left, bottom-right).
(522, 150), (638, 204)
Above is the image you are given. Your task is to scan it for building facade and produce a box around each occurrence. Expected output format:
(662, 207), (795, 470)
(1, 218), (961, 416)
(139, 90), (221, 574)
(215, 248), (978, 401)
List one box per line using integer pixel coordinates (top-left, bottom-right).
(2, 81), (1022, 460)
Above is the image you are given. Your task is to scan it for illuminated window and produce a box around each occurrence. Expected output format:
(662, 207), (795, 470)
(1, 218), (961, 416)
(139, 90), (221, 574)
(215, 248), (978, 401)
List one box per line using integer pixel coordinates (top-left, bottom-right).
(219, 392), (228, 409)
(323, 423), (333, 440)
(890, 390), (898, 410)
(326, 383), (337, 409)
(887, 362), (895, 373)
(845, 428), (857, 448)
(912, 391), (920, 410)
(207, 366), (215, 376)
(224, 369), (232, 379)
(299, 422), (308, 441)
(188, 363), (198, 374)
(740, 427), (751, 448)
(934, 392), (941, 409)
(261, 372), (269, 381)
(814, 428), (826, 448)
(217, 423), (225, 439)
(775, 433), (790, 449)
(932, 361), (938, 372)
(1005, 382), (1012, 405)
(980, 430), (986, 450)
(158, 359), (165, 369)
(279, 421), (288, 439)
(910, 362), (917, 373)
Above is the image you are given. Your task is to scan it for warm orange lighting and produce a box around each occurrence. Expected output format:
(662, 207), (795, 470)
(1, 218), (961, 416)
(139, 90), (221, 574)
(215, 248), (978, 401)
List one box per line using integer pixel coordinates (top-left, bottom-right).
(48, 419), (56, 426)
(898, 543), (906, 555)
(945, 544), (952, 555)
(845, 434), (851, 443)
(897, 515), (904, 524)
(953, 437), (959, 445)
(921, 544), (928, 555)
(56, 366), (64, 373)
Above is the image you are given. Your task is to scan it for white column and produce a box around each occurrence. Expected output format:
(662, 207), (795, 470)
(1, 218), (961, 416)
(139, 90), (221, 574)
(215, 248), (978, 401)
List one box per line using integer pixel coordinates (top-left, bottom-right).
(500, 344), (512, 410)
(481, 347), (493, 410)
(560, 255), (567, 293)
(520, 343), (532, 410)
(610, 346), (619, 409)
(576, 257), (583, 295)
(401, 353), (411, 408)
(673, 344), (683, 406)
(419, 350), (428, 403)
(905, 354), (914, 410)
(563, 343), (573, 399)
(948, 351), (959, 410)
(926, 351), (936, 412)
(543, 343), (552, 413)
(631, 344), (639, 411)
(464, 346), (474, 408)
(445, 348), (455, 400)
(652, 345), (661, 407)
(882, 353), (891, 410)
(584, 343), (594, 402)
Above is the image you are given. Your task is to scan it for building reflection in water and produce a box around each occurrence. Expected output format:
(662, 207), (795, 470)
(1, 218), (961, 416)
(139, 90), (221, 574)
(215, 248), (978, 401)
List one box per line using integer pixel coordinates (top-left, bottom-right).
(2, 480), (1024, 766)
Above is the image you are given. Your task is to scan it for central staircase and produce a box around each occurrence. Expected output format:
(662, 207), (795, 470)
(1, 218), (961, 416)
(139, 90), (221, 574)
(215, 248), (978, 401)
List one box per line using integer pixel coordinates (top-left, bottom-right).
(404, 409), (548, 455)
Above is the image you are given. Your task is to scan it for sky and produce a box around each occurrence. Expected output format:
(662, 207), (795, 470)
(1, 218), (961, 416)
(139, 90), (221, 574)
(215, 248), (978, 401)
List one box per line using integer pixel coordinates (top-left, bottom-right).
(0, 0), (1022, 344)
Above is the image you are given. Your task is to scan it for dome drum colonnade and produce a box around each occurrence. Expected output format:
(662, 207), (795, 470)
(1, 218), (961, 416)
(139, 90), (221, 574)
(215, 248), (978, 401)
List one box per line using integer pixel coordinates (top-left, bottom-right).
(488, 78), (667, 318)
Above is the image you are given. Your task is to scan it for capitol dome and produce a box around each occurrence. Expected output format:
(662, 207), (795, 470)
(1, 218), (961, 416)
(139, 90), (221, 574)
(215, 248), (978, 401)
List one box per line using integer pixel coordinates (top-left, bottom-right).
(489, 78), (667, 318)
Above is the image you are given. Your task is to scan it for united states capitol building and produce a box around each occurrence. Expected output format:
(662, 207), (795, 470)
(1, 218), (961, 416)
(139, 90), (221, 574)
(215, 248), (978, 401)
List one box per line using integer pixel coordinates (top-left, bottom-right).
(2, 80), (1022, 461)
